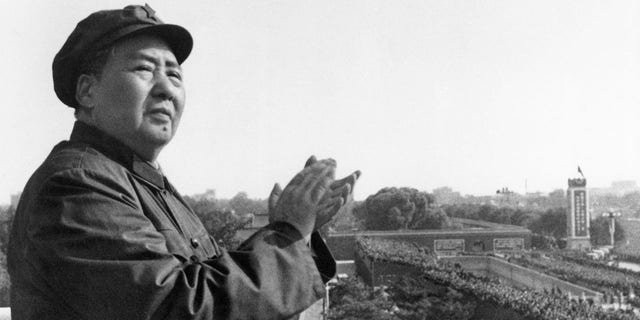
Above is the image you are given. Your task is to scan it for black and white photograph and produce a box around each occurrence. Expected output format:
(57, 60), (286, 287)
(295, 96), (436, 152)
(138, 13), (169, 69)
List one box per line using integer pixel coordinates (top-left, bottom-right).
(2, 1), (640, 319)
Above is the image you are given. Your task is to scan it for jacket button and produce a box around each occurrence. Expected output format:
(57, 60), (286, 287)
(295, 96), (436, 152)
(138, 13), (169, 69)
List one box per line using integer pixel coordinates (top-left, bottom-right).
(190, 255), (200, 262)
(191, 238), (200, 248)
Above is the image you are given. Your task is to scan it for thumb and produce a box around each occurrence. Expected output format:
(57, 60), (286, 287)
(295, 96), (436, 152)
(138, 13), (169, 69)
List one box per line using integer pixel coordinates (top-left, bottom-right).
(304, 155), (317, 168)
(268, 183), (282, 213)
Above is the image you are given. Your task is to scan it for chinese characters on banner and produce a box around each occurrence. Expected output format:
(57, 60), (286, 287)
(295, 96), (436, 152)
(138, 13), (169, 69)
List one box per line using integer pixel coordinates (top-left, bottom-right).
(434, 239), (464, 256)
(574, 190), (587, 236)
(493, 238), (524, 251)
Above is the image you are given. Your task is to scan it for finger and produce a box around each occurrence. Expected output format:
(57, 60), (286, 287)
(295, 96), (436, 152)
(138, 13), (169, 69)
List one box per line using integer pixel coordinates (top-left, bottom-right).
(285, 160), (327, 191)
(316, 197), (345, 227)
(332, 183), (352, 201)
(285, 171), (307, 190)
(301, 161), (335, 190)
(279, 161), (329, 203)
(353, 170), (361, 180)
(330, 170), (361, 190)
(298, 159), (334, 186)
(304, 155), (317, 168)
(319, 158), (337, 169)
(316, 190), (345, 218)
(319, 195), (344, 211)
(330, 175), (352, 190)
(324, 182), (351, 202)
(328, 181), (353, 206)
(310, 157), (336, 169)
(309, 158), (336, 175)
(268, 183), (282, 213)
(310, 175), (331, 204)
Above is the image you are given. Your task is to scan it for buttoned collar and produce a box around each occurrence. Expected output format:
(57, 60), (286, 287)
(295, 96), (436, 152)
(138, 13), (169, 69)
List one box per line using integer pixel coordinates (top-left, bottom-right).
(69, 121), (166, 189)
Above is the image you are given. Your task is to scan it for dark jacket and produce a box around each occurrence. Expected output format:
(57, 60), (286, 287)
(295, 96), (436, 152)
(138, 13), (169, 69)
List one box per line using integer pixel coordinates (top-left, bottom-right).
(8, 121), (335, 320)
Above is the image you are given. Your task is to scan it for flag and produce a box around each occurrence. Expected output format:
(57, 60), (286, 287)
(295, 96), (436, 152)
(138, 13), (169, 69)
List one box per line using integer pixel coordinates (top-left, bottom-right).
(578, 166), (584, 178)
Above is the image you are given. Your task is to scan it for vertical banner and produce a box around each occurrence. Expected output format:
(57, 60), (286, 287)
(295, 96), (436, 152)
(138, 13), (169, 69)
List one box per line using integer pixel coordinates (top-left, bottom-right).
(574, 190), (587, 236)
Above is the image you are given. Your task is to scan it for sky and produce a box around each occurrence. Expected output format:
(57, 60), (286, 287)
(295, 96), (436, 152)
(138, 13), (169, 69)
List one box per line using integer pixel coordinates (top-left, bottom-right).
(2, 0), (640, 204)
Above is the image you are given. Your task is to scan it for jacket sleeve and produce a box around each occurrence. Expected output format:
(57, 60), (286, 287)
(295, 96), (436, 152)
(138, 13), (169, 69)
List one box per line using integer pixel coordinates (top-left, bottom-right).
(23, 167), (334, 320)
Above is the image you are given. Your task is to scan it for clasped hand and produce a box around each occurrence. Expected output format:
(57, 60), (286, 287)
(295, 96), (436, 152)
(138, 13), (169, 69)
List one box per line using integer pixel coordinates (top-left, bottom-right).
(268, 156), (360, 239)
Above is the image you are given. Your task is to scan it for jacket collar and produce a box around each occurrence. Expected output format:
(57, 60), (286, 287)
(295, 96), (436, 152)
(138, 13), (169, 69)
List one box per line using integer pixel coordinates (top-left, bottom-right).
(69, 121), (166, 189)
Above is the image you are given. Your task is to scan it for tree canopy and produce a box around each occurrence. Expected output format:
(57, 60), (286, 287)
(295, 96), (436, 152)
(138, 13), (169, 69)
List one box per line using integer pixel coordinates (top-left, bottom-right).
(355, 187), (449, 230)
(183, 196), (250, 249)
(527, 208), (567, 239)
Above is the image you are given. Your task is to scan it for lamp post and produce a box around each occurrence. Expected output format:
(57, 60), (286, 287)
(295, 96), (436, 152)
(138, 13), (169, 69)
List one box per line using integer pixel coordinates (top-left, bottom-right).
(602, 210), (622, 246)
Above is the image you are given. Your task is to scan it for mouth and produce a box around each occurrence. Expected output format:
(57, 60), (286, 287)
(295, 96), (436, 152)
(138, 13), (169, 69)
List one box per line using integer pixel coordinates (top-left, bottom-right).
(147, 108), (173, 122)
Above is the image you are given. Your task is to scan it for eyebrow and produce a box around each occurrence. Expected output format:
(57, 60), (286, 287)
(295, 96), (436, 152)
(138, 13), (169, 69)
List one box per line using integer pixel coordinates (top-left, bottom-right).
(128, 51), (181, 69)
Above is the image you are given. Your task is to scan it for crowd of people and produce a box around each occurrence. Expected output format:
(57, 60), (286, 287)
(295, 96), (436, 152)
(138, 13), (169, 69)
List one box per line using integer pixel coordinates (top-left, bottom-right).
(356, 237), (438, 268)
(511, 253), (640, 308)
(355, 237), (638, 320)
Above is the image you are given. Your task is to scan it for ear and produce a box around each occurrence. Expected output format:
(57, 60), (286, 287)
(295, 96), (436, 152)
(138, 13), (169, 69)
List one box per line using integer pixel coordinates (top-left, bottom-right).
(75, 74), (98, 110)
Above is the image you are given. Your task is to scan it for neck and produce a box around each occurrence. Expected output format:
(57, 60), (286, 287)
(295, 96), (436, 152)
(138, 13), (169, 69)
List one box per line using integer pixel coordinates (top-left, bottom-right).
(127, 143), (163, 163)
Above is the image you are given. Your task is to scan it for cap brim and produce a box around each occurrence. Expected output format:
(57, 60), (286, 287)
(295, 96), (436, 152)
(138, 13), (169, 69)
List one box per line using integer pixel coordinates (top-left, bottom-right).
(101, 23), (193, 64)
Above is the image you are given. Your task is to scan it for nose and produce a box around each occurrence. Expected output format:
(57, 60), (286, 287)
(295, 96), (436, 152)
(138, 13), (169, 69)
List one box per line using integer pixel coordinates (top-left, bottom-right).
(151, 72), (180, 102)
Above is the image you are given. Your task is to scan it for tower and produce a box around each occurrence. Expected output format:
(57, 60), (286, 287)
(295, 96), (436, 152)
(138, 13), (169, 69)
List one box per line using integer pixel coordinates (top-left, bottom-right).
(566, 178), (590, 250)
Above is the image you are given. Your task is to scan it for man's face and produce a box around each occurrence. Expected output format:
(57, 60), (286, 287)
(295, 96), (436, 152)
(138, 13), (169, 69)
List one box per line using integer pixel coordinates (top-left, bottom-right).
(89, 35), (185, 160)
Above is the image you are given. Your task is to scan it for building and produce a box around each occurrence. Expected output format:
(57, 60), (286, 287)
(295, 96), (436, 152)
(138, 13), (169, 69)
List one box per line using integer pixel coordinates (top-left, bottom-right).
(590, 180), (639, 196)
(432, 186), (463, 205)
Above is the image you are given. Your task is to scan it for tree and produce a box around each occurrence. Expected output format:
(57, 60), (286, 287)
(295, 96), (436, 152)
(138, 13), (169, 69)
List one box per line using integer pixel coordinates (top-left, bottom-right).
(184, 196), (250, 249)
(228, 191), (267, 216)
(590, 216), (625, 246)
(321, 200), (361, 232)
(528, 208), (566, 240)
(0, 250), (9, 307)
(547, 189), (567, 209)
(512, 209), (538, 228)
(442, 204), (481, 220)
(0, 205), (12, 307)
(477, 205), (499, 223)
(0, 206), (15, 255)
(411, 208), (450, 230)
(359, 187), (447, 230)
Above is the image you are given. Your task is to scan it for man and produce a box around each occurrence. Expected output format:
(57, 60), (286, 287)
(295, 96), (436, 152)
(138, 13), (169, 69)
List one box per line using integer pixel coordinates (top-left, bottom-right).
(8, 4), (359, 320)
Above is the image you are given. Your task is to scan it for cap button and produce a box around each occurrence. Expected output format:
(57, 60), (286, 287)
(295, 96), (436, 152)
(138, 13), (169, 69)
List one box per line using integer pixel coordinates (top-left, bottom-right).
(142, 4), (157, 21)
(191, 238), (200, 248)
